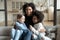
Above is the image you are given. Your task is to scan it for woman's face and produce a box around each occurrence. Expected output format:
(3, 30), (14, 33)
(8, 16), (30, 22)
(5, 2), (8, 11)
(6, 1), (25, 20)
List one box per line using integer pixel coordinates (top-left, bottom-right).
(26, 7), (33, 16)
(32, 16), (39, 24)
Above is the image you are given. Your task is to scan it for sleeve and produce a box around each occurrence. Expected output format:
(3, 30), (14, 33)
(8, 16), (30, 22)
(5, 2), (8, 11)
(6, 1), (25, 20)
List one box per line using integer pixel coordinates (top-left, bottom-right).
(15, 22), (22, 30)
(37, 23), (46, 31)
(30, 26), (39, 35)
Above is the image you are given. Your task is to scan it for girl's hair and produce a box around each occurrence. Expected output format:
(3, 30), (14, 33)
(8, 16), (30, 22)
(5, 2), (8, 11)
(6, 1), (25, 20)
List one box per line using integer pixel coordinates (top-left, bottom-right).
(32, 10), (44, 23)
(17, 14), (24, 19)
(22, 3), (36, 14)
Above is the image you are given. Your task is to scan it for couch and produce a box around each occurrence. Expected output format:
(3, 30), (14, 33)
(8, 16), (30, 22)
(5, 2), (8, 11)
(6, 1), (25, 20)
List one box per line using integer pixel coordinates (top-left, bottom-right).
(0, 26), (12, 40)
(45, 26), (57, 40)
(0, 26), (57, 40)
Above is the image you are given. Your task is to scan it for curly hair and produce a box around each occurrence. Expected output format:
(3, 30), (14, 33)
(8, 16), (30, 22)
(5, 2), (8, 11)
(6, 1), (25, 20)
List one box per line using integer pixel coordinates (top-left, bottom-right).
(22, 3), (36, 14)
(32, 10), (44, 23)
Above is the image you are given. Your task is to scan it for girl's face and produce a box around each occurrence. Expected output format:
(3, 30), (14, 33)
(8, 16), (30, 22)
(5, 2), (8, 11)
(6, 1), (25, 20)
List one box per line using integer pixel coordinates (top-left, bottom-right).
(32, 16), (39, 24)
(19, 16), (25, 23)
(26, 7), (33, 16)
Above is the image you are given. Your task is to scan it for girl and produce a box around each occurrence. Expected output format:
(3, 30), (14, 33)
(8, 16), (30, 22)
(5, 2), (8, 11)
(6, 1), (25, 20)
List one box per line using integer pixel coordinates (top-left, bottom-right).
(30, 11), (52, 40)
(11, 14), (32, 40)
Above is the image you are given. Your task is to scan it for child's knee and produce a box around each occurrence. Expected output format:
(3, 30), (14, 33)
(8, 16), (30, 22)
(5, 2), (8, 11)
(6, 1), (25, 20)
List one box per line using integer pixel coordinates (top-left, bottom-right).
(17, 30), (23, 33)
(12, 28), (15, 31)
(33, 34), (38, 39)
(11, 28), (16, 33)
(20, 30), (23, 33)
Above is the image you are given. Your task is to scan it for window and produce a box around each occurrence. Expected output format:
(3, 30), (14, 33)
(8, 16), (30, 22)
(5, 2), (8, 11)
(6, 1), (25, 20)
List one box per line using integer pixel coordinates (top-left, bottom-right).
(16, 2), (20, 9)
(33, 0), (54, 26)
(0, 11), (5, 26)
(0, 0), (4, 9)
(56, 11), (60, 25)
(12, 2), (26, 10)
(7, 1), (25, 26)
(12, 2), (15, 9)
(0, 0), (6, 26)
(12, 2), (20, 10)
(56, 0), (60, 25)
(7, 0), (56, 26)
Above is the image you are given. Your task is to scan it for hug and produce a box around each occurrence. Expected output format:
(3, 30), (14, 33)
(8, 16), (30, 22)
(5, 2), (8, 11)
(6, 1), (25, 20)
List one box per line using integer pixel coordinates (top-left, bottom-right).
(10, 3), (51, 40)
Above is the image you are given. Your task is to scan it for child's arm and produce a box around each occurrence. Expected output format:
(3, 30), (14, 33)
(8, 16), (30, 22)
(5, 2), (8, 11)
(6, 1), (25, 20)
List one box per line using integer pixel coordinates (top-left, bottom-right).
(39, 29), (46, 32)
(15, 22), (27, 30)
(15, 22), (22, 30)
(37, 23), (46, 32)
(30, 25), (39, 35)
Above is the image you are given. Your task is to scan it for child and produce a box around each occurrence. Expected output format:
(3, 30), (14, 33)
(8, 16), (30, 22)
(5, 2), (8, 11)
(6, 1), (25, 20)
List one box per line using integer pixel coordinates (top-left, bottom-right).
(11, 14), (32, 40)
(30, 11), (51, 40)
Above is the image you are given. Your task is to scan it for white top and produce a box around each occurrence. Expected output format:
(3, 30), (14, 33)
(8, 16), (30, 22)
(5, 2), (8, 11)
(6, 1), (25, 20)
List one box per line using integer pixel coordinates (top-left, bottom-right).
(34, 23), (45, 30)
(30, 23), (51, 40)
(30, 23), (46, 35)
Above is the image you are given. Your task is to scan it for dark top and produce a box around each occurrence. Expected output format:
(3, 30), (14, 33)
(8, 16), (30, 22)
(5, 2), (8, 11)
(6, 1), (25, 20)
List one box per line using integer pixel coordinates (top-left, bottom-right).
(25, 15), (34, 28)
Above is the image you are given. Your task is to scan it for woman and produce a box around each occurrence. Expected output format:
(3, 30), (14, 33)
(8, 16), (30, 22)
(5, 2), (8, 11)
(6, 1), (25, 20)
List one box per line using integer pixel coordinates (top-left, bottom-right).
(19, 3), (36, 40)
(22, 3), (36, 28)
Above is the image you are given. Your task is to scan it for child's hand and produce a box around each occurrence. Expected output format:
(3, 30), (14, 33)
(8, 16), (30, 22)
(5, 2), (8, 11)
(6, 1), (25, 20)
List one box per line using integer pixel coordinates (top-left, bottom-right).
(32, 34), (37, 39)
(39, 29), (46, 32)
(29, 25), (32, 30)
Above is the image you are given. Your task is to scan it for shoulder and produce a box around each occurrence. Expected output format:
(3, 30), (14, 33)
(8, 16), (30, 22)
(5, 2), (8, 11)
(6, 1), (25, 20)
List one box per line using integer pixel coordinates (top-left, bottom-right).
(35, 23), (44, 27)
(38, 23), (43, 26)
(16, 22), (22, 25)
(35, 23), (42, 26)
(38, 23), (43, 25)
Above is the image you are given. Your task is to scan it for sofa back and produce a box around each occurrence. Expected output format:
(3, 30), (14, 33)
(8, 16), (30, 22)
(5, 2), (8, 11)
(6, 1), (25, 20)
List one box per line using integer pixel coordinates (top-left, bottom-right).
(0, 27), (12, 36)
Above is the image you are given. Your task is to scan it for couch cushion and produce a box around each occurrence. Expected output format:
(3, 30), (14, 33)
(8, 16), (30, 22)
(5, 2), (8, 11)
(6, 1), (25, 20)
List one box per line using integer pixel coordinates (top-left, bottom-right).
(0, 27), (12, 36)
(0, 36), (10, 40)
(44, 26), (56, 31)
(56, 25), (60, 40)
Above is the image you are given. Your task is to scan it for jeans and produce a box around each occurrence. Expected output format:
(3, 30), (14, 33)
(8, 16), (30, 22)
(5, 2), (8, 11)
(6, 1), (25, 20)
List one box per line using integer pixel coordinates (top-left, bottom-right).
(20, 29), (32, 40)
(31, 33), (42, 40)
(11, 28), (23, 40)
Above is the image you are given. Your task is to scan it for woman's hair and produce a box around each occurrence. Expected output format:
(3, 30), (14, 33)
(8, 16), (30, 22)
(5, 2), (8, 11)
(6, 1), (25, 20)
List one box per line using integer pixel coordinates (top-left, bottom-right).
(22, 3), (36, 14)
(32, 10), (44, 23)
(17, 14), (23, 19)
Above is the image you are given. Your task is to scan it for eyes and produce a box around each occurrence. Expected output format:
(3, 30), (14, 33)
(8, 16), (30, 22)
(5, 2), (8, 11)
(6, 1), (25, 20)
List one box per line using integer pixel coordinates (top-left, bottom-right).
(33, 17), (37, 20)
(26, 7), (33, 11)
(26, 8), (32, 11)
(32, 16), (38, 22)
